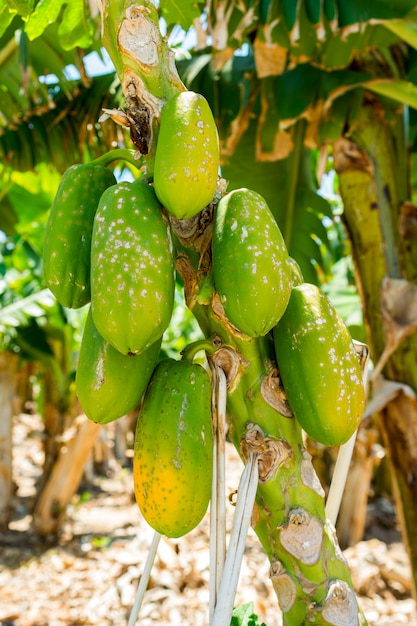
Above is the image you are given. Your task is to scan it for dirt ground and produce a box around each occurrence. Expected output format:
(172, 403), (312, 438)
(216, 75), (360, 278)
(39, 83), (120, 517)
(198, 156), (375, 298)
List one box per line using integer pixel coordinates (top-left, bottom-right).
(0, 413), (416, 626)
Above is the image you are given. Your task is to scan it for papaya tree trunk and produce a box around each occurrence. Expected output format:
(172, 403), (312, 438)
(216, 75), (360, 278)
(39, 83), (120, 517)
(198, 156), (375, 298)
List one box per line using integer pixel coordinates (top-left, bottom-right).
(333, 95), (417, 597)
(0, 351), (18, 530)
(98, 3), (368, 623)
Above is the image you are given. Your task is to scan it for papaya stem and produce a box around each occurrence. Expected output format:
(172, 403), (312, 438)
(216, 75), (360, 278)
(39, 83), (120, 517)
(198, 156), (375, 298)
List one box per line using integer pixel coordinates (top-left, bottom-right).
(325, 430), (358, 526)
(181, 339), (218, 362)
(92, 148), (143, 169)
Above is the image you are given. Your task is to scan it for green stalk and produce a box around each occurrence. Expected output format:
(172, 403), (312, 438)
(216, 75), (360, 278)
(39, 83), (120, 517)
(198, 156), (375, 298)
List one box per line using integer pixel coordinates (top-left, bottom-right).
(182, 339), (218, 362)
(92, 148), (142, 169)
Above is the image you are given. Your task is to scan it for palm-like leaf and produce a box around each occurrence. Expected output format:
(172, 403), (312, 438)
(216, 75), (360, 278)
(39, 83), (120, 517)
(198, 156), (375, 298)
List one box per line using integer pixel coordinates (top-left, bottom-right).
(0, 13), (126, 171)
(0, 70), (125, 170)
(0, 288), (54, 329)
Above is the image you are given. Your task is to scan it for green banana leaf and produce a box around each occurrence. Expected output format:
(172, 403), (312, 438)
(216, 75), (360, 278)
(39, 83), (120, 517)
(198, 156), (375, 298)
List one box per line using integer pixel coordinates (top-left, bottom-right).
(0, 288), (54, 328)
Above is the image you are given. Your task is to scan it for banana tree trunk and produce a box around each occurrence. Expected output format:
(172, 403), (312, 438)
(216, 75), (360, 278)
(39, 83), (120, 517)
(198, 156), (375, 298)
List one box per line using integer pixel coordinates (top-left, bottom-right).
(98, 3), (368, 623)
(33, 414), (101, 535)
(41, 367), (72, 487)
(333, 96), (417, 597)
(336, 426), (379, 548)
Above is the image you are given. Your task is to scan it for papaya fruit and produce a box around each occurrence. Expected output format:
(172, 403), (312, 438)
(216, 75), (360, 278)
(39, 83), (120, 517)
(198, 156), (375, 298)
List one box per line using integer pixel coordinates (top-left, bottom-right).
(273, 283), (365, 446)
(288, 256), (304, 287)
(43, 163), (116, 308)
(153, 91), (219, 220)
(212, 188), (292, 337)
(133, 358), (213, 538)
(76, 308), (161, 425)
(90, 179), (175, 355)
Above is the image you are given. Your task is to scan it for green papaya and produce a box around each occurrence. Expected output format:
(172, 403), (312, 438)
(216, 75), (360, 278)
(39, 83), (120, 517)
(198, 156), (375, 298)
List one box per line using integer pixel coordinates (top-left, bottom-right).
(288, 256), (304, 287)
(212, 188), (292, 337)
(273, 283), (365, 446)
(153, 91), (219, 220)
(133, 358), (213, 538)
(43, 163), (116, 308)
(76, 308), (161, 424)
(91, 179), (175, 355)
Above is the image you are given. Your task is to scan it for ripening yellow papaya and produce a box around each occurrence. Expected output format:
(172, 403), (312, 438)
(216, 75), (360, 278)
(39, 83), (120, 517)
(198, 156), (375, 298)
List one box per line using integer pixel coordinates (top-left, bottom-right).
(133, 358), (213, 538)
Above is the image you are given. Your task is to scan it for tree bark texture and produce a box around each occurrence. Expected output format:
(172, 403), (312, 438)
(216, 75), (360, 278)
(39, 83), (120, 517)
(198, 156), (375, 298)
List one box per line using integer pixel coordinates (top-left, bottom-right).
(33, 414), (101, 535)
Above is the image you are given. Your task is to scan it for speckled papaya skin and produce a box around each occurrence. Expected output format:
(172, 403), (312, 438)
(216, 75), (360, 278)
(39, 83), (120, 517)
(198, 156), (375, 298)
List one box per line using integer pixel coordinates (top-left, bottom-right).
(133, 358), (213, 538)
(273, 283), (365, 446)
(90, 179), (175, 355)
(43, 164), (116, 308)
(153, 91), (219, 219)
(76, 308), (161, 425)
(212, 188), (292, 337)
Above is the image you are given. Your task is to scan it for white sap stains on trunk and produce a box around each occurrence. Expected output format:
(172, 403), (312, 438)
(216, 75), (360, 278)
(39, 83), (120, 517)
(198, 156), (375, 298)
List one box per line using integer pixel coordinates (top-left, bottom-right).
(118, 5), (158, 66)
(260, 368), (293, 418)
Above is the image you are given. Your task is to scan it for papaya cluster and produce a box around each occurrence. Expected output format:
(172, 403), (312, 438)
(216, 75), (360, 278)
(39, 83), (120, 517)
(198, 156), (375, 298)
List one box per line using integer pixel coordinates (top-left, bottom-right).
(43, 90), (221, 538)
(43, 89), (222, 430)
(43, 87), (365, 538)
